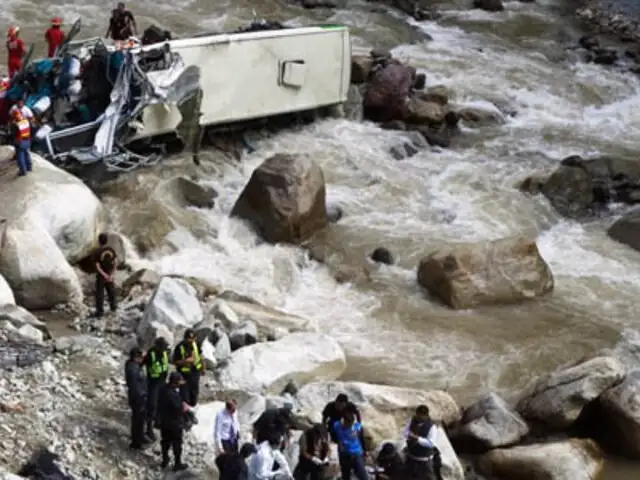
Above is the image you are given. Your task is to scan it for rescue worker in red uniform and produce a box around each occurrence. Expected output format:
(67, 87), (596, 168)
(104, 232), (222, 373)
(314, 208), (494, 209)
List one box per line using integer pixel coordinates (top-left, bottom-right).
(45, 17), (65, 58)
(6, 26), (26, 80)
(11, 109), (33, 176)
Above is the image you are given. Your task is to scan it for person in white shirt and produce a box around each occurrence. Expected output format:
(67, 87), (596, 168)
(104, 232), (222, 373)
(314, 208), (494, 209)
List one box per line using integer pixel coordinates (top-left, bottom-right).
(215, 399), (241, 454)
(402, 404), (441, 480)
(248, 433), (293, 480)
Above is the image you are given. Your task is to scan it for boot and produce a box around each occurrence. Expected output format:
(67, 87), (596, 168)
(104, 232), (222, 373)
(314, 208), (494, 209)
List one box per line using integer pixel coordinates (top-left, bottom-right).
(173, 462), (188, 471)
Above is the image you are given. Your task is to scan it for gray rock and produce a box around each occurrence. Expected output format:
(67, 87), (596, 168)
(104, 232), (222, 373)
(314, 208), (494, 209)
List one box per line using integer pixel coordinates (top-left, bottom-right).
(451, 393), (529, 453)
(0, 305), (49, 338)
(608, 207), (640, 253)
(228, 321), (258, 351)
(516, 355), (625, 430)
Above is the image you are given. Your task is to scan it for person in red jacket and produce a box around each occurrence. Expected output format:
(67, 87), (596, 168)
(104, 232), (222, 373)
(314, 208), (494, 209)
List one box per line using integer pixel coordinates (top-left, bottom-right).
(45, 17), (65, 58)
(6, 26), (26, 79)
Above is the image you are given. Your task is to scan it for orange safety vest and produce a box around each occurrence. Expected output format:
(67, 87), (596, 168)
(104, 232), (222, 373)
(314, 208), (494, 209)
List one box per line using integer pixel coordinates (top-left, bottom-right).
(15, 118), (30, 141)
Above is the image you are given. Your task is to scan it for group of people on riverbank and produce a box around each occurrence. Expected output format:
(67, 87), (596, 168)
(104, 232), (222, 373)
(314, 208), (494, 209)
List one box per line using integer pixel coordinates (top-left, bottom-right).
(125, 332), (443, 479)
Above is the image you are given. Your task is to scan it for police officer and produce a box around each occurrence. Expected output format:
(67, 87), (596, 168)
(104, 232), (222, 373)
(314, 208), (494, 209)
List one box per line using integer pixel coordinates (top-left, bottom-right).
(93, 233), (118, 318)
(125, 347), (148, 450)
(157, 372), (191, 471)
(172, 329), (204, 407)
(144, 336), (170, 441)
(402, 405), (441, 480)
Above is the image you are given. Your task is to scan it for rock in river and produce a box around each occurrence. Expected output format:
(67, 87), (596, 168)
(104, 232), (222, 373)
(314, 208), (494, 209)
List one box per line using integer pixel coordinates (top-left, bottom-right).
(417, 236), (554, 309)
(478, 438), (604, 480)
(607, 207), (640, 253)
(216, 332), (346, 394)
(451, 392), (529, 453)
(231, 153), (328, 244)
(516, 355), (625, 431)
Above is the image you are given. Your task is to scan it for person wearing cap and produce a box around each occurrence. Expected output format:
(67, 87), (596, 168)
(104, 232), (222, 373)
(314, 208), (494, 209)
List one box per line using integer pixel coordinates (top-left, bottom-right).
(321, 393), (361, 443)
(144, 336), (171, 441)
(172, 329), (204, 407)
(157, 371), (192, 471)
(106, 3), (137, 41)
(45, 17), (65, 58)
(9, 108), (32, 176)
(6, 25), (26, 79)
(125, 347), (149, 450)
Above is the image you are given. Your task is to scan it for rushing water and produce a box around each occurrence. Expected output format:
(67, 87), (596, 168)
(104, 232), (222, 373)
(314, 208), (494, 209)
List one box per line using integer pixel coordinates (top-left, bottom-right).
(4, 0), (640, 477)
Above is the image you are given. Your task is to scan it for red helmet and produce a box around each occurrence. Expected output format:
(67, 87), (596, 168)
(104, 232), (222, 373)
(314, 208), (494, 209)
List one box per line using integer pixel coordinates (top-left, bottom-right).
(51, 17), (63, 27)
(7, 26), (20, 38)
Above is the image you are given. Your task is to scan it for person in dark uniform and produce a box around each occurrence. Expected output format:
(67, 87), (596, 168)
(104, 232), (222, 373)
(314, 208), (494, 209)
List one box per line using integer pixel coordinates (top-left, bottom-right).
(322, 393), (361, 443)
(93, 233), (117, 318)
(172, 329), (204, 407)
(125, 347), (148, 450)
(143, 336), (170, 441)
(157, 372), (191, 471)
(253, 403), (295, 447)
(402, 405), (441, 480)
(215, 442), (256, 480)
(105, 2), (137, 41)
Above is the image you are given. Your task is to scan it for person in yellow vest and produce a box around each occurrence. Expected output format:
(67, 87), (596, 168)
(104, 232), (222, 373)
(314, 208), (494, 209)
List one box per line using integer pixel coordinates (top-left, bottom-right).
(172, 329), (204, 407)
(143, 336), (170, 442)
(10, 108), (32, 176)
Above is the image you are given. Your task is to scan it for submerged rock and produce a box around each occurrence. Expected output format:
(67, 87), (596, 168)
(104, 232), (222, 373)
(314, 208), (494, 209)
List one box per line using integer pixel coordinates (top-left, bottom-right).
(417, 236), (554, 309)
(478, 438), (604, 480)
(607, 208), (640, 253)
(520, 155), (640, 218)
(473, 0), (504, 12)
(231, 153), (328, 244)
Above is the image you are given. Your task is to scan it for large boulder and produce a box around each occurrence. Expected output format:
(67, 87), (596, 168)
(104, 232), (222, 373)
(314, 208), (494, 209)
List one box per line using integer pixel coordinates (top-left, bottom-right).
(0, 148), (105, 263)
(520, 155), (640, 218)
(296, 381), (461, 426)
(231, 154), (328, 244)
(417, 236), (554, 309)
(478, 439), (604, 480)
(451, 393), (529, 453)
(363, 62), (414, 122)
(0, 219), (83, 309)
(0, 274), (15, 306)
(208, 297), (316, 338)
(589, 370), (640, 459)
(516, 356), (625, 431)
(216, 333), (346, 394)
(137, 277), (203, 348)
(607, 208), (640, 253)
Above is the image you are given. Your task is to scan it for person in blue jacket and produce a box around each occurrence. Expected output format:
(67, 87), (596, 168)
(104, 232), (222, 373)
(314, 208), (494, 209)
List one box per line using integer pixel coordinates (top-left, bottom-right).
(333, 407), (368, 480)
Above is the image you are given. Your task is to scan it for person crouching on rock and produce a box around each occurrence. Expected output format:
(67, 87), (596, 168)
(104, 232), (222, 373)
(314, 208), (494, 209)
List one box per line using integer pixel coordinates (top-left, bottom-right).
(375, 442), (404, 480)
(248, 431), (294, 480)
(293, 423), (331, 480)
(403, 405), (442, 480)
(125, 347), (148, 450)
(144, 336), (170, 441)
(333, 408), (368, 480)
(157, 371), (193, 471)
(93, 233), (118, 318)
(216, 442), (256, 480)
(172, 328), (204, 407)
